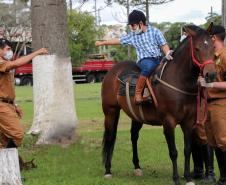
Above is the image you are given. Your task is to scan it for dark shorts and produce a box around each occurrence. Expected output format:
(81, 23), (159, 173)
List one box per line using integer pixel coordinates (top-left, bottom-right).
(137, 57), (162, 77)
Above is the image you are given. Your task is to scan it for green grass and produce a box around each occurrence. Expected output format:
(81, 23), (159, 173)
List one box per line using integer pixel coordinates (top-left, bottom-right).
(14, 83), (218, 185)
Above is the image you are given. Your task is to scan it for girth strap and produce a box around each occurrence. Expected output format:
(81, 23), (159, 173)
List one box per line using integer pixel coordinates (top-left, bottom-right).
(138, 105), (146, 122)
(125, 82), (145, 123)
(126, 82), (140, 121)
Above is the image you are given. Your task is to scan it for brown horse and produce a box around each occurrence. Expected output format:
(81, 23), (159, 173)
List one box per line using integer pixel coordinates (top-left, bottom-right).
(101, 25), (216, 185)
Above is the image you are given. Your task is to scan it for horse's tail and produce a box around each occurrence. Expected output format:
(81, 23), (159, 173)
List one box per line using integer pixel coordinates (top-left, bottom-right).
(102, 108), (120, 166)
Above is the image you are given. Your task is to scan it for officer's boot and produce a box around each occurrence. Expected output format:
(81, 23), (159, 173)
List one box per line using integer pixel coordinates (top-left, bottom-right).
(191, 142), (204, 179)
(202, 144), (216, 183)
(215, 148), (226, 185)
(134, 75), (147, 105)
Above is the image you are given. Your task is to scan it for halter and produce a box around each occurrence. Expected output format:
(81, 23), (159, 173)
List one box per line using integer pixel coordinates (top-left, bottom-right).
(189, 36), (214, 71)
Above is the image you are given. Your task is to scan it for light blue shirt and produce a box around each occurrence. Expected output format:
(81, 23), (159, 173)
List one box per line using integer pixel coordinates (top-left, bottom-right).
(120, 25), (167, 62)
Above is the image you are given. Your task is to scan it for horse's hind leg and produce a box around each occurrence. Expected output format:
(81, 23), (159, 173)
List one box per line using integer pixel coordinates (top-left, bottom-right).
(130, 120), (143, 176)
(163, 125), (180, 185)
(183, 129), (193, 183)
(102, 106), (120, 178)
(181, 123), (195, 185)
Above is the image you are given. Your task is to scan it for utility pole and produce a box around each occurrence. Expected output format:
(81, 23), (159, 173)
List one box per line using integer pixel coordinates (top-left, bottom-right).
(94, 0), (97, 26)
(210, 6), (213, 19)
(146, 0), (149, 24)
(13, 0), (19, 24)
(222, 0), (226, 27)
(69, 0), (72, 12)
(222, 0), (226, 44)
(127, 0), (131, 60)
(98, 8), (101, 26)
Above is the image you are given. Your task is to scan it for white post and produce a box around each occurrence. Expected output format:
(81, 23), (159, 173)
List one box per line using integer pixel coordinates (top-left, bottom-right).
(0, 148), (22, 185)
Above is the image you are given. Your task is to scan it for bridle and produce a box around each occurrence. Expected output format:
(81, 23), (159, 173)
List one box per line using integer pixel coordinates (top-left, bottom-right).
(189, 36), (214, 126)
(189, 36), (214, 72)
(155, 36), (215, 126)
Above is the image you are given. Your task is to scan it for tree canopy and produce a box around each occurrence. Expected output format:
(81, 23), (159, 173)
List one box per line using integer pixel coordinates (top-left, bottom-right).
(203, 13), (222, 29)
(68, 10), (104, 66)
(112, 0), (174, 6)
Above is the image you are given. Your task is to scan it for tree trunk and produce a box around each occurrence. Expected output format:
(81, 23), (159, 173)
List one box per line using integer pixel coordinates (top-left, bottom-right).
(0, 148), (22, 185)
(29, 0), (77, 144)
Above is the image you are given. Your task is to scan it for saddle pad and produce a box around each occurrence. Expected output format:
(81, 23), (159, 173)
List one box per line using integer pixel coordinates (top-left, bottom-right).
(118, 71), (140, 96)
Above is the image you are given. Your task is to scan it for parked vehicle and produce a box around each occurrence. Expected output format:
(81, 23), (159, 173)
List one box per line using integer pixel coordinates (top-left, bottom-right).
(14, 63), (33, 85)
(72, 54), (116, 83)
(14, 54), (116, 85)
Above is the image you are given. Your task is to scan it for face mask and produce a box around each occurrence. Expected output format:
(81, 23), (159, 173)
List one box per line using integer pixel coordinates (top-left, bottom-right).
(3, 50), (13, 60)
(133, 25), (142, 35)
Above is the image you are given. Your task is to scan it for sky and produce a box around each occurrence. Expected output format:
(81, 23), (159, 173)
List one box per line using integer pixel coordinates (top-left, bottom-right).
(75, 0), (222, 25)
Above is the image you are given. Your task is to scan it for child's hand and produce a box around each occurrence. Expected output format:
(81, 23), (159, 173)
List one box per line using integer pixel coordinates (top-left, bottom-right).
(165, 50), (173, 60)
(95, 41), (103, 46)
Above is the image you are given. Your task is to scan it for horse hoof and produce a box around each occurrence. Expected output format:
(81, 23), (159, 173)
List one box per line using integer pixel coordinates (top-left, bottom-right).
(104, 174), (112, 179)
(134, 168), (143, 176)
(186, 182), (195, 185)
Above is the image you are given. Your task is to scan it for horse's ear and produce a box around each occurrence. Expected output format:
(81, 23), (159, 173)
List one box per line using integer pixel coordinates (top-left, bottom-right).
(183, 25), (197, 37)
(206, 22), (213, 34)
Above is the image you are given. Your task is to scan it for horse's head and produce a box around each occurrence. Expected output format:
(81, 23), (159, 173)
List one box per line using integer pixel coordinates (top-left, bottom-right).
(183, 24), (216, 82)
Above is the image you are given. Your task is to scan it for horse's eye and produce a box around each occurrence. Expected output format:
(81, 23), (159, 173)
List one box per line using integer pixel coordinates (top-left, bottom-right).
(195, 48), (199, 52)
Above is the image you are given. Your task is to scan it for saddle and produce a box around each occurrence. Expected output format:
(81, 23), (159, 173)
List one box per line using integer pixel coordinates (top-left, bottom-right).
(118, 71), (139, 97)
(117, 61), (165, 107)
(118, 70), (158, 107)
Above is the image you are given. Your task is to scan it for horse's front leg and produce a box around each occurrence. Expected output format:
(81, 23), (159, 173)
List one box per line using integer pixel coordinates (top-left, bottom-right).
(163, 125), (180, 185)
(130, 120), (143, 176)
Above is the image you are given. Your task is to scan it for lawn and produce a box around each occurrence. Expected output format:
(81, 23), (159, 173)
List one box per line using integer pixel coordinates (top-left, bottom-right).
(14, 83), (218, 185)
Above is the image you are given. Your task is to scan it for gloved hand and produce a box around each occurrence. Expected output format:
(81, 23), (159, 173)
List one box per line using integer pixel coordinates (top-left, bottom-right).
(198, 77), (214, 88)
(165, 50), (173, 60)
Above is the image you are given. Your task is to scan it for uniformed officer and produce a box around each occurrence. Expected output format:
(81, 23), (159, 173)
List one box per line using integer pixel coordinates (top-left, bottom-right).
(0, 38), (48, 149)
(199, 25), (226, 185)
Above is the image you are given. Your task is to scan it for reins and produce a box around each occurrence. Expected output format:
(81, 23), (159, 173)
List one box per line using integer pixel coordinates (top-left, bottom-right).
(189, 36), (213, 126)
(154, 74), (197, 96)
(196, 82), (208, 126)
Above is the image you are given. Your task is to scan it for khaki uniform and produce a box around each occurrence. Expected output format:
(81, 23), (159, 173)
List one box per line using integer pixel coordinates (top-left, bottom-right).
(205, 47), (226, 151)
(0, 58), (23, 148)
